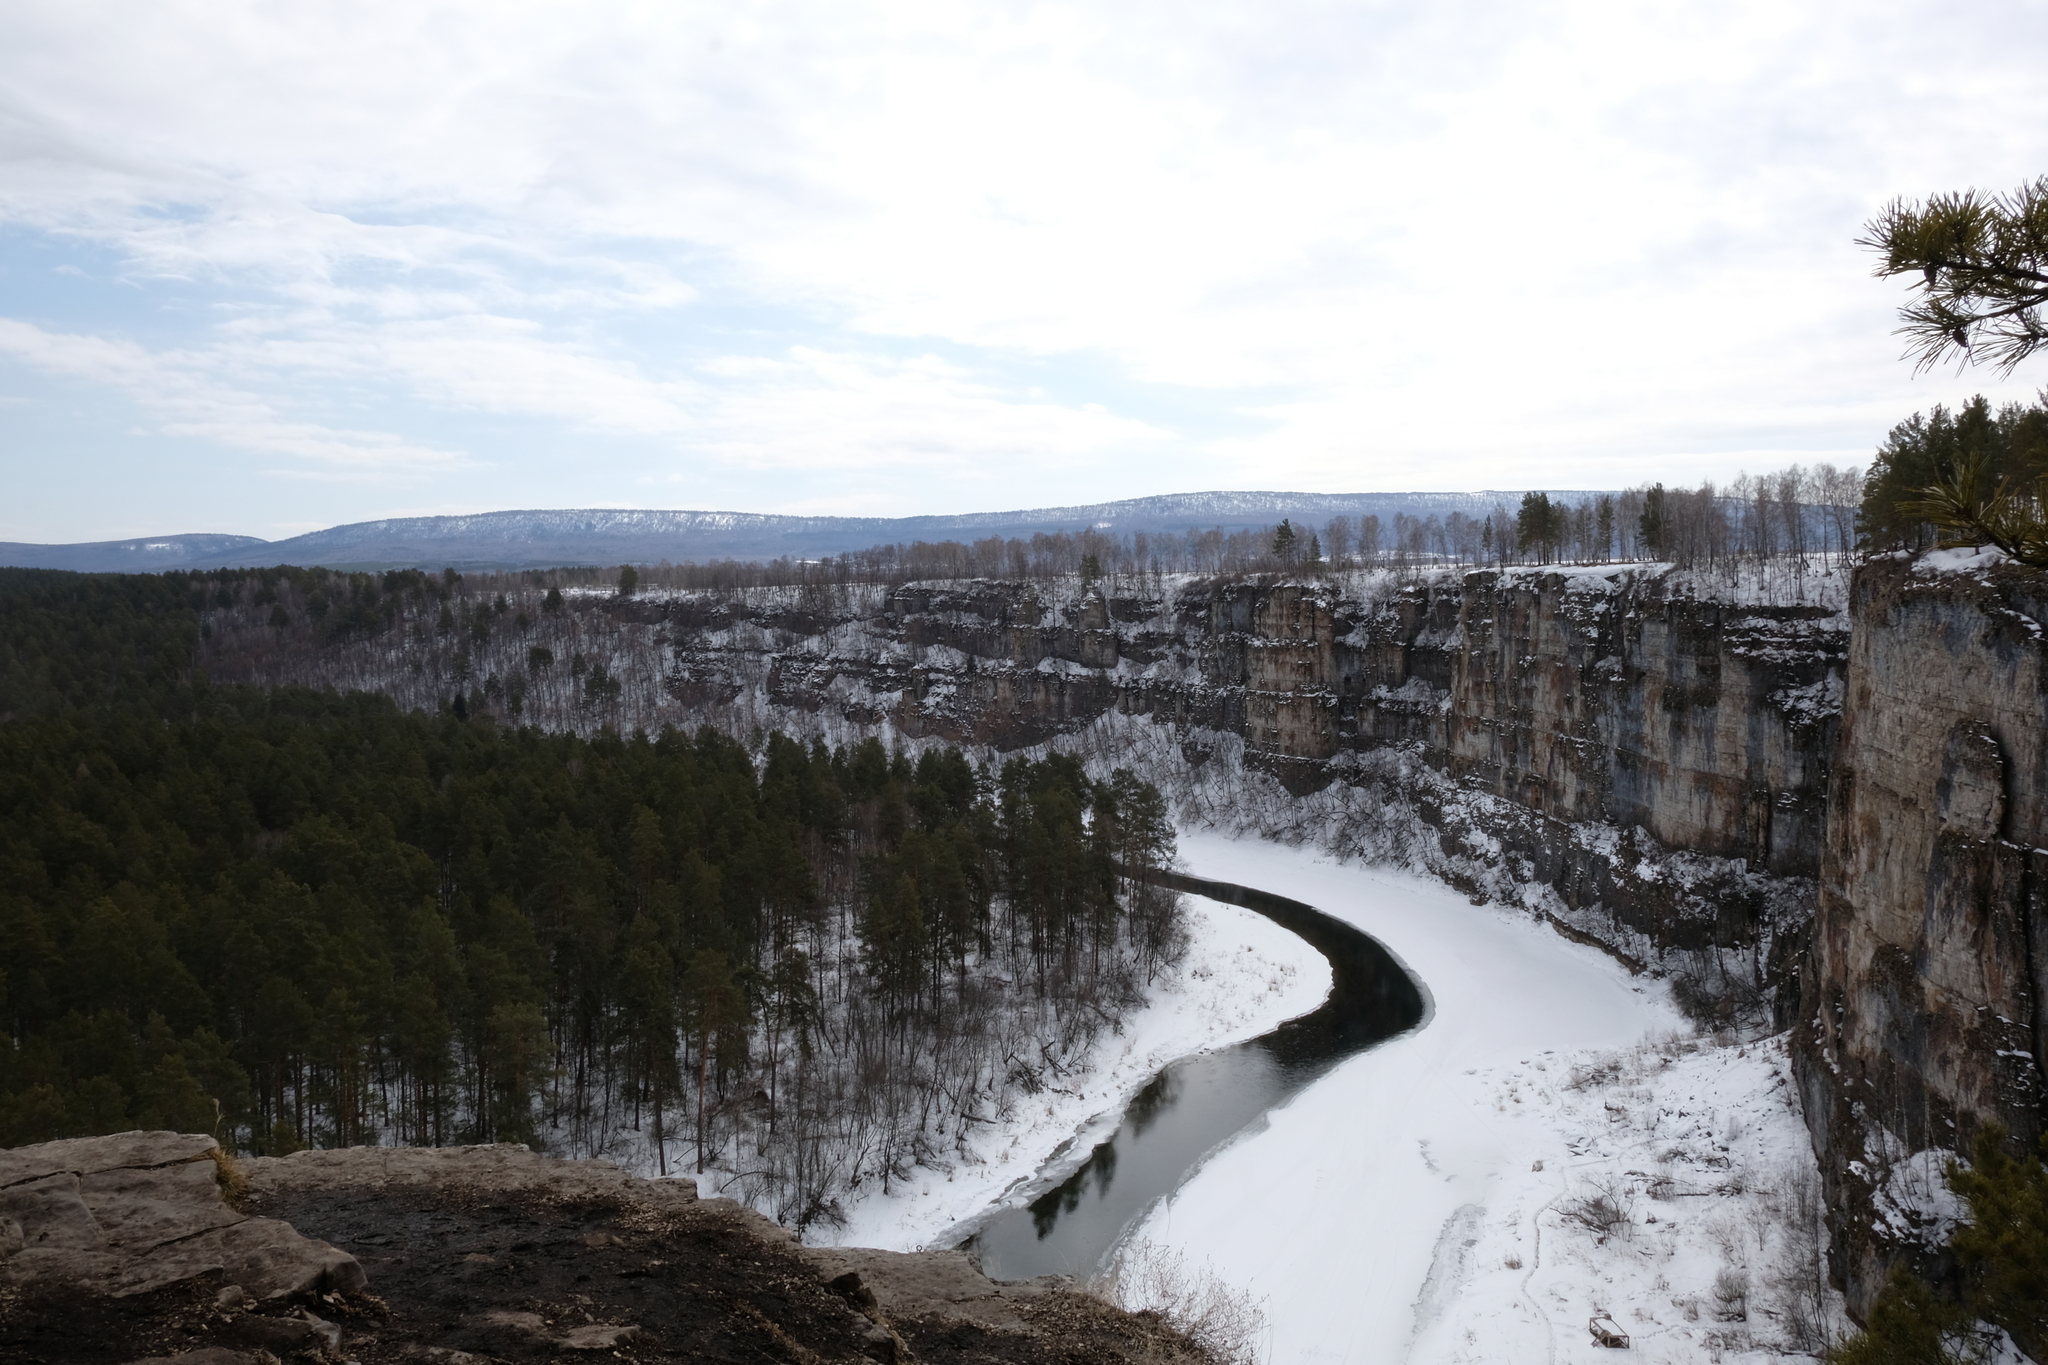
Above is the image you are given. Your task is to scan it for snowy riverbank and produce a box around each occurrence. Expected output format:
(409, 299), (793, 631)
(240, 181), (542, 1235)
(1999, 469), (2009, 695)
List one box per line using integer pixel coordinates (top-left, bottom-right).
(816, 884), (1329, 1254)
(1135, 832), (1842, 1364)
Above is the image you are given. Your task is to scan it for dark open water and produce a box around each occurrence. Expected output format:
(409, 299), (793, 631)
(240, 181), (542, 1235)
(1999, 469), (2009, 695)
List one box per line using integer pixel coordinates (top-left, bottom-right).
(964, 869), (1428, 1280)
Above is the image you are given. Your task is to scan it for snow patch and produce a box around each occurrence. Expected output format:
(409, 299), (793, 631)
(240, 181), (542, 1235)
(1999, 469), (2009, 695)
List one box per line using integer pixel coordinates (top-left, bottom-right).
(818, 889), (1329, 1254)
(1914, 545), (2012, 576)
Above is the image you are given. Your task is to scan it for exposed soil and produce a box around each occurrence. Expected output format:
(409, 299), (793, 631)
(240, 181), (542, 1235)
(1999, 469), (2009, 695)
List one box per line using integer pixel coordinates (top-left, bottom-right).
(246, 1178), (884, 1364)
(0, 1142), (1210, 1365)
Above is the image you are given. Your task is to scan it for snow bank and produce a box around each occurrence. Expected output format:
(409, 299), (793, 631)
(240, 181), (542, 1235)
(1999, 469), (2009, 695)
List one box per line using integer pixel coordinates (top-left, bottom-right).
(1914, 544), (2011, 577)
(1129, 833), (1839, 1364)
(818, 888), (1329, 1253)
(1401, 1032), (1840, 1363)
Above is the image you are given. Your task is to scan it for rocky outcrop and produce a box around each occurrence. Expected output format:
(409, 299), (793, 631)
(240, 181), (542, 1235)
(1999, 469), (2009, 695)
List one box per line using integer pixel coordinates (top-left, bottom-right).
(0, 1132), (1208, 1364)
(0, 1130), (362, 1304)
(1793, 552), (2048, 1314)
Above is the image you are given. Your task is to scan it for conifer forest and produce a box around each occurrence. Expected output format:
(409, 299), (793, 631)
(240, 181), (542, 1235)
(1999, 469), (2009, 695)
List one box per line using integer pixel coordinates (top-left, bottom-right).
(0, 569), (1182, 1229)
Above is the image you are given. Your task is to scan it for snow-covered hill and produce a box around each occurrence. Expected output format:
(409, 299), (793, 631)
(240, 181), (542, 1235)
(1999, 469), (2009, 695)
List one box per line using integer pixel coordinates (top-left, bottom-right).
(0, 532), (270, 573)
(1, 490), (1604, 572)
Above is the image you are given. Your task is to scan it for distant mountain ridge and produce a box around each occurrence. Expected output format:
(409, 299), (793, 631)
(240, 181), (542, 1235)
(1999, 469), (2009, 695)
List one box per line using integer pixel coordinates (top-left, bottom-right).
(0, 490), (1600, 573)
(0, 533), (275, 574)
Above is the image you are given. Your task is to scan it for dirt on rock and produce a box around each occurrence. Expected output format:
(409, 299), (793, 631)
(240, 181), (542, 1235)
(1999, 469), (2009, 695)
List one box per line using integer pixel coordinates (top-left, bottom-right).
(0, 1136), (1211, 1365)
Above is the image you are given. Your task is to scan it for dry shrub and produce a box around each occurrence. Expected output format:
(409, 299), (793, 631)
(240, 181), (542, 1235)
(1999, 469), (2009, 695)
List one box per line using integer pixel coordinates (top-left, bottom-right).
(1094, 1237), (1267, 1365)
(1558, 1175), (1637, 1244)
(1764, 1164), (1838, 1353)
(1713, 1266), (1751, 1321)
(1567, 1057), (1623, 1092)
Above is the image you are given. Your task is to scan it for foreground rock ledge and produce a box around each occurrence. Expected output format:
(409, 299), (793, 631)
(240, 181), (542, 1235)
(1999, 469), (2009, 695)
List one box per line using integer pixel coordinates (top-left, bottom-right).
(0, 1133), (1211, 1364)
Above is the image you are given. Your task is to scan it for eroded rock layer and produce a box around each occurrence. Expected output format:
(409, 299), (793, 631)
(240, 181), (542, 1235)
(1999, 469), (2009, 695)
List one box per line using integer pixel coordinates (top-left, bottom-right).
(0, 1130), (362, 1305)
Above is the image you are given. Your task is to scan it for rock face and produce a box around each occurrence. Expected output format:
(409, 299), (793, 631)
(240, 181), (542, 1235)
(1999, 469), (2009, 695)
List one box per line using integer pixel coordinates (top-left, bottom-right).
(1, 1133), (1206, 1364)
(777, 570), (1844, 862)
(1793, 554), (2048, 1314)
(659, 567), (1847, 973)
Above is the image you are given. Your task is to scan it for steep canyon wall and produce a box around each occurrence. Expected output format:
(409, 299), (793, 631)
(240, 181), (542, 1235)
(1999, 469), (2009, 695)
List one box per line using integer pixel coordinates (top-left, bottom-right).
(205, 557), (2048, 1313)
(1793, 553), (2048, 1312)
(663, 567), (1846, 974)
(212, 564), (1846, 975)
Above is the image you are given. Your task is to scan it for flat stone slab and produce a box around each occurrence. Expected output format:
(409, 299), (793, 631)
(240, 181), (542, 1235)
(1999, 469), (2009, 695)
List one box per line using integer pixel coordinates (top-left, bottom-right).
(83, 1160), (242, 1251)
(466, 1309), (644, 1351)
(0, 1131), (363, 1303)
(97, 1215), (365, 1300)
(240, 1141), (697, 1208)
(805, 1245), (1066, 1329)
(0, 1132), (221, 1189)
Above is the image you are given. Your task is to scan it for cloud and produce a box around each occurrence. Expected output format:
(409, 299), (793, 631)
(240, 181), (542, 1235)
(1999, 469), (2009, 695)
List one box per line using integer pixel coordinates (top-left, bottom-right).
(687, 346), (1168, 473)
(0, 318), (472, 474)
(4, 0), (2048, 537)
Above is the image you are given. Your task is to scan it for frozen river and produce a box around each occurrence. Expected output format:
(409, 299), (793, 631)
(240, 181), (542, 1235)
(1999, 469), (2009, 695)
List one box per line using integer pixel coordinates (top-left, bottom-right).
(1135, 834), (1681, 1363)
(967, 868), (1427, 1280)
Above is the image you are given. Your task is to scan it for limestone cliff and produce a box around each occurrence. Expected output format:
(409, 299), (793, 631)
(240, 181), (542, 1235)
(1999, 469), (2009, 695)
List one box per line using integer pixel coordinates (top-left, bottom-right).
(213, 564), (1848, 977)
(1793, 551), (2048, 1313)
(645, 565), (1847, 991)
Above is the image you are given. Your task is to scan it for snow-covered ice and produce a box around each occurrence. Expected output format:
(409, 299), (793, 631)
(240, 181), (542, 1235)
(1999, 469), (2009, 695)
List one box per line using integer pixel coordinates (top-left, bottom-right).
(1131, 832), (1839, 1364)
(817, 885), (1329, 1254)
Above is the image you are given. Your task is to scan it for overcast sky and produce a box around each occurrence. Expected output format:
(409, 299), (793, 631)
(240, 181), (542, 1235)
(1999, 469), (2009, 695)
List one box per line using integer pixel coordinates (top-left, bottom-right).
(4, 0), (2047, 542)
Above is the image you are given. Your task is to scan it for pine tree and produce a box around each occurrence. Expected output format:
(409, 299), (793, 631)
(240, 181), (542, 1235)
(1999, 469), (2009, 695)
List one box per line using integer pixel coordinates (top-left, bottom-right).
(682, 949), (748, 1173)
(1271, 519), (1298, 567)
(1639, 485), (1671, 560)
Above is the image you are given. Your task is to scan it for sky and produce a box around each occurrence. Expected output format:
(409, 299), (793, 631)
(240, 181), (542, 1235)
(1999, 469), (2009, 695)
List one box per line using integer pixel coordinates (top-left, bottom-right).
(3, 0), (2047, 543)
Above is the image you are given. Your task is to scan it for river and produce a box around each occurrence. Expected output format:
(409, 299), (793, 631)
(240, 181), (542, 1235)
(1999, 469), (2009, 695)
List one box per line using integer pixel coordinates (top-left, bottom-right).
(964, 869), (1428, 1281)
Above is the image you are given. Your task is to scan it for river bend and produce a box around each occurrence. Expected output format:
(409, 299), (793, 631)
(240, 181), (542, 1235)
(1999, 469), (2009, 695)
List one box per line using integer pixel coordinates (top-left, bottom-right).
(965, 869), (1428, 1280)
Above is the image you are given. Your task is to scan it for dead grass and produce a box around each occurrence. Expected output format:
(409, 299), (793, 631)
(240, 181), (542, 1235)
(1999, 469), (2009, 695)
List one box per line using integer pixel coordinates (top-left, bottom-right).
(1094, 1237), (1268, 1365)
(205, 1147), (250, 1209)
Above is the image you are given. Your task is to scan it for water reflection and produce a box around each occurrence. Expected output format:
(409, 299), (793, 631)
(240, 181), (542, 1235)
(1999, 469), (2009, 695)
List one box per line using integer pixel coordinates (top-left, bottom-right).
(966, 871), (1426, 1281)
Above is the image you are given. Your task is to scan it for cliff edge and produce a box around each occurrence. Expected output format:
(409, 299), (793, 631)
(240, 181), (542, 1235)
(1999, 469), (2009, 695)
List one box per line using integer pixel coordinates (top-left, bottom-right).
(1795, 550), (2048, 1315)
(1, 1131), (1206, 1364)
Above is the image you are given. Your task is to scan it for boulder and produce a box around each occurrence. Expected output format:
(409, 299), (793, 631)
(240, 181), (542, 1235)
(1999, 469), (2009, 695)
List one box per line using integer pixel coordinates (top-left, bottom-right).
(2, 1172), (106, 1251)
(806, 1246), (1066, 1330)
